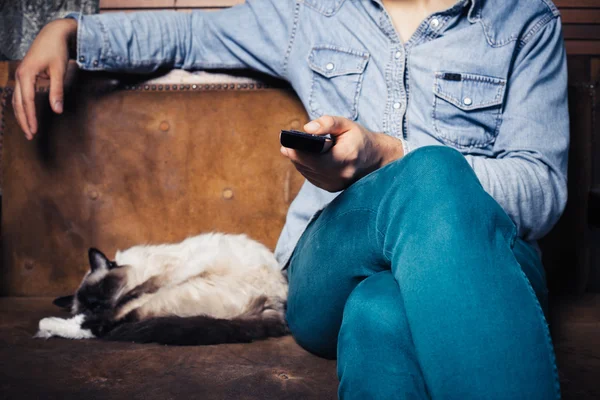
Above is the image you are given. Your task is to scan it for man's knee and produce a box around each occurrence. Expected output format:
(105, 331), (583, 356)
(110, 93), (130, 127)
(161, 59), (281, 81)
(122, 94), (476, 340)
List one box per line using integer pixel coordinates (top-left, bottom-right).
(399, 146), (476, 188)
(374, 146), (489, 220)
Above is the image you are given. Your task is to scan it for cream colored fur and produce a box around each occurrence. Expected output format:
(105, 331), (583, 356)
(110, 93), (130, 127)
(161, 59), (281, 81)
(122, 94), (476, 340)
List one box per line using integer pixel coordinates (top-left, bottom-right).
(75, 233), (287, 323)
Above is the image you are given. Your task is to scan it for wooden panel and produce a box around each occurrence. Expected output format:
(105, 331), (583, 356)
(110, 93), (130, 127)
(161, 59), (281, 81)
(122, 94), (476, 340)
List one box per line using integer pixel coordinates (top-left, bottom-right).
(588, 77), (600, 291)
(541, 67), (594, 294)
(542, 53), (598, 294)
(555, 0), (600, 7)
(564, 24), (600, 39)
(0, 62), (8, 88)
(559, 0), (600, 56)
(566, 40), (600, 55)
(551, 293), (600, 399)
(592, 57), (600, 81)
(590, 185), (600, 227)
(561, 9), (600, 24)
(0, 64), (306, 296)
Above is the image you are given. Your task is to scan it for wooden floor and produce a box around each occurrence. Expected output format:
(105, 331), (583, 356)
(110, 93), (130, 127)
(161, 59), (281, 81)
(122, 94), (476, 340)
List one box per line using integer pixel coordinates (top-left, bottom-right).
(0, 294), (598, 399)
(551, 294), (600, 399)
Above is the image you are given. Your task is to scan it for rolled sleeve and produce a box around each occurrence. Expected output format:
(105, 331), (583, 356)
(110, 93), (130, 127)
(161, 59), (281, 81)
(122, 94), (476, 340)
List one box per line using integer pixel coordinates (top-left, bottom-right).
(65, 11), (110, 70)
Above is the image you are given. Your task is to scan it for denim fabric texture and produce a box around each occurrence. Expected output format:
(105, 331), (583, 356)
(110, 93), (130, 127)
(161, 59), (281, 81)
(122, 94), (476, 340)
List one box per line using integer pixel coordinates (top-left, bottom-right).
(287, 146), (560, 399)
(69, 0), (569, 268)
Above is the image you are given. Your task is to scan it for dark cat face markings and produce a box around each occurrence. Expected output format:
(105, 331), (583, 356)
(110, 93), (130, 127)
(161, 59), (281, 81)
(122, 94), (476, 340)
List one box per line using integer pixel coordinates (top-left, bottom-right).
(75, 271), (126, 317)
(54, 249), (121, 313)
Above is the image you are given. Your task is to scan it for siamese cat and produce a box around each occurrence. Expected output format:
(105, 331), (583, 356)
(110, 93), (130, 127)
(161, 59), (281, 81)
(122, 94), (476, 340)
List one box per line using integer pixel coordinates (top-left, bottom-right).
(36, 233), (289, 345)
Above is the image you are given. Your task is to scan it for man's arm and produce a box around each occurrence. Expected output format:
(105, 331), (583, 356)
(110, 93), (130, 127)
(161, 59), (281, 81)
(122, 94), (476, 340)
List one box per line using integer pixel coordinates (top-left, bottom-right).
(463, 17), (569, 241)
(14, 0), (296, 139)
(284, 16), (569, 242)
(399, 17), (568, 240)
(72, 0), (296, 77)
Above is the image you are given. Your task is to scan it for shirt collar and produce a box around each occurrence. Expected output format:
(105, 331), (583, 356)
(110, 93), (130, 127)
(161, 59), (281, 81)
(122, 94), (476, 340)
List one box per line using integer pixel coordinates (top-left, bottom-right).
(370, 0), (480, 22)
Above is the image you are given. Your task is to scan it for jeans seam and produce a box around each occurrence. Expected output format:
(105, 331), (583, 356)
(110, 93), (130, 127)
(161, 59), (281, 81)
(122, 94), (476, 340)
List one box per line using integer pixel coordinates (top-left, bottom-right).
(303, 208), (378, 245)
(515, 260), (561, 399)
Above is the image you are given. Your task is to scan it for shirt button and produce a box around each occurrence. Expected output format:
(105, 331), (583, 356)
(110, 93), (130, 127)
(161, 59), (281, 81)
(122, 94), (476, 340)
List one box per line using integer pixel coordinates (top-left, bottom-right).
(93, 60), (99, 67)
(393, 102), (401, 109)
(326, 62), (335, 71)
(430, 18), (440, 28)
(395, 51), (402, 59)
(79, 56), (85, 62)
(463, 97), (473, 106)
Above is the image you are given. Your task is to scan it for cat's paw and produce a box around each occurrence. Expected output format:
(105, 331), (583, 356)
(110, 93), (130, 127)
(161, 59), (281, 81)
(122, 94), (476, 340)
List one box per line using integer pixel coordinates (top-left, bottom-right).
(35, 315), (95, 339)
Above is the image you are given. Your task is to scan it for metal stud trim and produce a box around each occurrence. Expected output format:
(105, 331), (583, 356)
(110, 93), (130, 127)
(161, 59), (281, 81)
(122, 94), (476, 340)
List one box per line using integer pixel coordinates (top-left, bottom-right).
(120, 81), (273, 92)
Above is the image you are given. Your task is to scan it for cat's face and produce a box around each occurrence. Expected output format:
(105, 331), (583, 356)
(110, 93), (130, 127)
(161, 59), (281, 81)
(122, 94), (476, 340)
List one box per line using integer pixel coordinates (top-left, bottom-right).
(53, 248), (126, 316)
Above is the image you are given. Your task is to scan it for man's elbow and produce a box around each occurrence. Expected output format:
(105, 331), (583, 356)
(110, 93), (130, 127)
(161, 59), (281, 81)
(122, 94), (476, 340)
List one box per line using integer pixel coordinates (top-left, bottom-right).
(518, 176), (567, 241)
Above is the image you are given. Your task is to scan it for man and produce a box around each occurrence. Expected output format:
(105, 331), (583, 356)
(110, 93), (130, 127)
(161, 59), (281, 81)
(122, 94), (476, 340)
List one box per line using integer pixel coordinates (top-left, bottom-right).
(13, 0), (567, 397)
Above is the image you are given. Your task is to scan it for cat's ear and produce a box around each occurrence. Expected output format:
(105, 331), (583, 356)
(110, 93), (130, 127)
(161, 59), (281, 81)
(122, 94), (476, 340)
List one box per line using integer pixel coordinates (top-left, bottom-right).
(52, 295), (74, 310)
(88, 248), (112, 272)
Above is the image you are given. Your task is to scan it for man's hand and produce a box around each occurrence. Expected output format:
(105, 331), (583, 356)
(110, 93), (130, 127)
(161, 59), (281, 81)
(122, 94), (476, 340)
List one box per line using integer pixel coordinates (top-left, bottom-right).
(13, 18), (77, 140)
(280, 115), (405, 192)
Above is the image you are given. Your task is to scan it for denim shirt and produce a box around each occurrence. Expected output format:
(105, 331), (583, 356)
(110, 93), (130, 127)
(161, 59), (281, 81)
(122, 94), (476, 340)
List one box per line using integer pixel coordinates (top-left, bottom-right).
(70, 0), (569, 267)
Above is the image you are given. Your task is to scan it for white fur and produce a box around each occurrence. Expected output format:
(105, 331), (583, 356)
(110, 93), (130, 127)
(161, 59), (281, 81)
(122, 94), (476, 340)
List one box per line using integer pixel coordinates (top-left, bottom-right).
(57, 232), (288, 329)
(35, 314), (95, 340)
(110, 233), (287, 321)
(115, 233), (281, 289)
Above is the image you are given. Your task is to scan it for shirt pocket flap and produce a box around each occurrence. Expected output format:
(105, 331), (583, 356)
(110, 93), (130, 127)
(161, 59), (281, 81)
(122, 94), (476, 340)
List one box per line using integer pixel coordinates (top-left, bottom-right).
(308, 46), (369, 78)
(434, 72), (507, 111)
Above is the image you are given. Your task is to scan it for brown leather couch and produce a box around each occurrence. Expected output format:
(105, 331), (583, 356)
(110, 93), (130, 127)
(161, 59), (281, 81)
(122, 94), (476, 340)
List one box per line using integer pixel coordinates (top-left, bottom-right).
(0, 63), (598, 399)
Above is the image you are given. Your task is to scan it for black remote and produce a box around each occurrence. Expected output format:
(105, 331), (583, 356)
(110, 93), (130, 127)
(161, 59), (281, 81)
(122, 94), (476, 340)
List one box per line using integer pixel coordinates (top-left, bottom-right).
(280, 129), (334, 154)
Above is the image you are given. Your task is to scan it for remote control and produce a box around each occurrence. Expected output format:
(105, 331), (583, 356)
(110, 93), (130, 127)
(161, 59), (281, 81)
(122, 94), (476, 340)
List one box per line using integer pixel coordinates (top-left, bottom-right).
(280, 129), (334, 154)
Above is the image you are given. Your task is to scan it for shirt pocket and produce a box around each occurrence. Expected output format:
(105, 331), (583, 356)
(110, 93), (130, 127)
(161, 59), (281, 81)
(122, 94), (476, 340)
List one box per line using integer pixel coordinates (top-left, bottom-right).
(308, 46), (369, 120)
(432, 72), (506, 149)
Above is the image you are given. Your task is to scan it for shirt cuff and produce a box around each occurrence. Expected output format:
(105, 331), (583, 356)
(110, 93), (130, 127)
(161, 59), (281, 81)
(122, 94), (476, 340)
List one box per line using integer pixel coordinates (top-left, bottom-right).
(64, 12), (79, 20)
(399, 138), (412, 156)
(65, 12), (107, 70)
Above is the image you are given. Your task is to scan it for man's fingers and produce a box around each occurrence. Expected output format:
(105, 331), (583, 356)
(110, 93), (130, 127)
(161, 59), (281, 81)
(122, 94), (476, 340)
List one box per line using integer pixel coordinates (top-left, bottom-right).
(49, 65), (65, 114)
(19, 72), (38, 135)
(280, 146), (324, 170)
(12, 83), (31, 139)
(291, 163), (325, 186)
(291, 162), (340, 192)
(304, 115), (354, 136)
(291, 160), (327, 178)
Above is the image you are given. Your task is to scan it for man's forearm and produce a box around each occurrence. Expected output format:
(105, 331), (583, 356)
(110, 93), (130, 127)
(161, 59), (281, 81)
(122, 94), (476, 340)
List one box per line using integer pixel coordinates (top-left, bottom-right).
(373, 133), (406, 170)
(69, 0), (293, 77)
(465, 153), (566, 241)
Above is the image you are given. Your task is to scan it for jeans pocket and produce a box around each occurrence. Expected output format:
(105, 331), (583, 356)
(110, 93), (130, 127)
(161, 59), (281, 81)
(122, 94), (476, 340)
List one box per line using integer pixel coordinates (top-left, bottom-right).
(432, 72), (506, 150)
(308, 45), (369, 120)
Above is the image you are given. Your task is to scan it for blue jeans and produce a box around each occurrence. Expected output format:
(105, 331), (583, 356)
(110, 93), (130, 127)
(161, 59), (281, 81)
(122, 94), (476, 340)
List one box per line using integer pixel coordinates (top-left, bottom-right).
(286, 146), (560, 399)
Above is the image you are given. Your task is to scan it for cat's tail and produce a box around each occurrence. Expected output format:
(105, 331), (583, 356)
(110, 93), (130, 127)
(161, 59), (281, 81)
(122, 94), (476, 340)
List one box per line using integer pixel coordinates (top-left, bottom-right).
(103, 314), (289, 345)
(102, 296), (289, 345)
